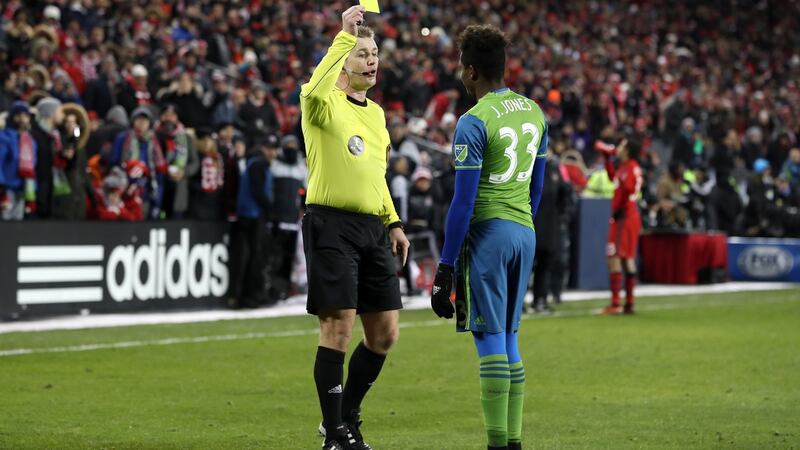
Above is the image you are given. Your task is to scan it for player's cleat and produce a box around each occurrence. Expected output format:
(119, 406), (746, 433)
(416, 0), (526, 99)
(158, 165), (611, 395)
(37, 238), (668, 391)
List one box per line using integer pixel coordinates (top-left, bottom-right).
(488, 446), (509, 450)
(599, 305), (622, 315)
(508, 442), (522, 450)
(623, 303), (635, 315)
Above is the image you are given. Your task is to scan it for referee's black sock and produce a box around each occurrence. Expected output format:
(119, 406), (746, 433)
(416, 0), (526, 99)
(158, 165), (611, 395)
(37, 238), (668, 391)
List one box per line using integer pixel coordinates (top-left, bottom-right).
(315, 346), (345, 438)
(342, 341), (387, 422)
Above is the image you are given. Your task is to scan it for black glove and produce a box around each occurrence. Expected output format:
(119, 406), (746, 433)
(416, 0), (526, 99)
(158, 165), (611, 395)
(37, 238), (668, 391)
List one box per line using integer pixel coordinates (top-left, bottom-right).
(431, 264), (455, 319)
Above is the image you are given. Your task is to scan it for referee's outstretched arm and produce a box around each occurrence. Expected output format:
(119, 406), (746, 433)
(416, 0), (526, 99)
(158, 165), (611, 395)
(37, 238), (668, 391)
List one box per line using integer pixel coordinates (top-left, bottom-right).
(299, 29), (358, 126)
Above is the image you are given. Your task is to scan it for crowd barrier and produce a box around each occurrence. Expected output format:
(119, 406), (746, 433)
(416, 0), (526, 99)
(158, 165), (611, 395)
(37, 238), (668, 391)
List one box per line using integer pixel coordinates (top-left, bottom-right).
(640, 232), (728, 284)
(7, 210), (794, 321)
(1, 221), (230, 320)
(569, 197), (611, 290)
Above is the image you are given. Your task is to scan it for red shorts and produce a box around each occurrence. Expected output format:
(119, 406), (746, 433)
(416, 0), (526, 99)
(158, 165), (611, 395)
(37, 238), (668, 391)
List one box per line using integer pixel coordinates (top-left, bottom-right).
(607, 215), (641, 259)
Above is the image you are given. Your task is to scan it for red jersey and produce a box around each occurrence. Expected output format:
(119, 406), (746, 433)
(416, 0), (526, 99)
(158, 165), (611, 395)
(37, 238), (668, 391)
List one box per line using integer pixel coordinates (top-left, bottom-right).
(606, 158), (642, 217)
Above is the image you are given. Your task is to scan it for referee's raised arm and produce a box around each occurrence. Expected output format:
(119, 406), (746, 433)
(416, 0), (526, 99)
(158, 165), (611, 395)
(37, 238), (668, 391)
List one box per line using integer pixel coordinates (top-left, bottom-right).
(300, 6), (364, 126)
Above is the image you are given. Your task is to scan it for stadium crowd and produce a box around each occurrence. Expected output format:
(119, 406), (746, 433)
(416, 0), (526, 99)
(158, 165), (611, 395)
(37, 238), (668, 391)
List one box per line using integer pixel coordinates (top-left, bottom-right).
(2, 0), (800, 297)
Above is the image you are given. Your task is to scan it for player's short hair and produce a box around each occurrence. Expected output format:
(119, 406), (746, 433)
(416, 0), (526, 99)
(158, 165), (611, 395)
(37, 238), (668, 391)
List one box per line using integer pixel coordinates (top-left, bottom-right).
(458, 25), (508, 82)
(357, 26), (374, 39)
(626, 138), (642, 160)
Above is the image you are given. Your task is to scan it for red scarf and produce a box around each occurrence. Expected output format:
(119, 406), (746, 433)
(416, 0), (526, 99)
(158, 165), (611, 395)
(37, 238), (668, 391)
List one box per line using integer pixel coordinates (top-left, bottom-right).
(18, 131), (36, 179)
(52, 130), (68, 169)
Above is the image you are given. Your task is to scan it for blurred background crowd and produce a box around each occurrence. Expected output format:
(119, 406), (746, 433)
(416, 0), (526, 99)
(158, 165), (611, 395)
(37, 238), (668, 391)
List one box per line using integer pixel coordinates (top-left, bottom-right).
(2, 0), (800, 299)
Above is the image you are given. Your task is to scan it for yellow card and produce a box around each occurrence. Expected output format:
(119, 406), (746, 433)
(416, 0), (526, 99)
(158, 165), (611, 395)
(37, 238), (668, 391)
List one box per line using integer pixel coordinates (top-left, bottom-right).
(359, 0), (380, 13)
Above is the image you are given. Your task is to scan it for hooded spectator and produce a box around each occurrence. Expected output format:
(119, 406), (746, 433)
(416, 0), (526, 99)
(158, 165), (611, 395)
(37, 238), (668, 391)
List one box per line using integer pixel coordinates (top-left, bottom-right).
(267, 134), (308, 300)
(0, 101), (37, 220)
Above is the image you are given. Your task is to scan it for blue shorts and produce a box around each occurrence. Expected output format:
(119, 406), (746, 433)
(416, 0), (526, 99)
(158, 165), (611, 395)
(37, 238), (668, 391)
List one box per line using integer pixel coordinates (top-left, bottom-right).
(455, 219), (536, 333)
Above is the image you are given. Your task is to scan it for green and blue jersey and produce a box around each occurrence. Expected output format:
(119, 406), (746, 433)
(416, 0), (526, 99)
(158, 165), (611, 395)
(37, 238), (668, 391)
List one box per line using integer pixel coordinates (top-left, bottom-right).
(440, 88), (548, 266)
(453, 88), (548, 229)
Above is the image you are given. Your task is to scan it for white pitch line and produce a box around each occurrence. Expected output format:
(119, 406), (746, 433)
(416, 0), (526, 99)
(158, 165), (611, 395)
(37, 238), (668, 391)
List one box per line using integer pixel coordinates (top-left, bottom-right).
(2, 282), (797, 334)
(1, 295), (797, 358)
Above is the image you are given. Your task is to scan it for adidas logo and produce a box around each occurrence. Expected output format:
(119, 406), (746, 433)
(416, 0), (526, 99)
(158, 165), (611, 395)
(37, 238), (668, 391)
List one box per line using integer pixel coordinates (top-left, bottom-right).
(432, 286), (441, 295)
(327, 384), (342, 394)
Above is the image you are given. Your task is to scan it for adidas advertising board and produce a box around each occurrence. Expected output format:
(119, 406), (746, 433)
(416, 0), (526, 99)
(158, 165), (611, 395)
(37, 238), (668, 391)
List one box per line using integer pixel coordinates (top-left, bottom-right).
(0, 222), (231, 320)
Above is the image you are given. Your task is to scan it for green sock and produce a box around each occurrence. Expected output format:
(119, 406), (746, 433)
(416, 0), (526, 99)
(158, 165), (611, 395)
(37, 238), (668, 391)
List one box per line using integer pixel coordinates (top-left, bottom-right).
(479, 354), (510, 447)
(508, 361), (525, 444)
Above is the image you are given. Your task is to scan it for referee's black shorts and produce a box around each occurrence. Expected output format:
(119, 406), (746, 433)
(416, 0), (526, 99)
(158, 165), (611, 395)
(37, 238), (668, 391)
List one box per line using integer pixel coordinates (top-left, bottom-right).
(302, 204), (402, 315)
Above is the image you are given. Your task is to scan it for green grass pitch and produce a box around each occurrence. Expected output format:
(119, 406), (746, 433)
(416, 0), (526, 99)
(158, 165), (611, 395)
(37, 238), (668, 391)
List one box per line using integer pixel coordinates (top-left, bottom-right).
(1, 289), (799, 449)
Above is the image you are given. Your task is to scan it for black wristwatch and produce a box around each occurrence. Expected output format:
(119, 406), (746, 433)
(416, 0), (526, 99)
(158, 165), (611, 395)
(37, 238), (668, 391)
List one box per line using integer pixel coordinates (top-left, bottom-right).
(387, 221), (405, 232)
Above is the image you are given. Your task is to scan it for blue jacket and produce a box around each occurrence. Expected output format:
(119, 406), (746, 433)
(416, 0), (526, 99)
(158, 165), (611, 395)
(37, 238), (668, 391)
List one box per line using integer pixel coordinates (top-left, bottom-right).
(237, 155), (274, 219)
(0, 128), (36, 192)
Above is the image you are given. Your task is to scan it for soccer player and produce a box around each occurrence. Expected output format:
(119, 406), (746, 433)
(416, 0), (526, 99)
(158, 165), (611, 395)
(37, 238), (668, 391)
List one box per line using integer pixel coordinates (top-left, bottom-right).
(598, 138), (643, 314)
(300, 6), (410, 450)
(430, 25), (547, 450)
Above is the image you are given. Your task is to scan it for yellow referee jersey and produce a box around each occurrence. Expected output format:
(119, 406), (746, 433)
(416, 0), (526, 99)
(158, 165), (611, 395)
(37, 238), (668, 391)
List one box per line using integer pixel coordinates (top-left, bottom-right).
(300, 31), (400, 226)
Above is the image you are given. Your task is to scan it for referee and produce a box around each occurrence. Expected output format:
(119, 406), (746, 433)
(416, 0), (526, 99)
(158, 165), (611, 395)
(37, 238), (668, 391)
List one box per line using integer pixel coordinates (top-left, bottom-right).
(300, 6), (410, 450)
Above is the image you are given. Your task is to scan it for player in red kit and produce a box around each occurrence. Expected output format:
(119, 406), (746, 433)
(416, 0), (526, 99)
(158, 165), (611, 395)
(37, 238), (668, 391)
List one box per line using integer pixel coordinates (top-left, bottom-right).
(597, 139), (643, 314)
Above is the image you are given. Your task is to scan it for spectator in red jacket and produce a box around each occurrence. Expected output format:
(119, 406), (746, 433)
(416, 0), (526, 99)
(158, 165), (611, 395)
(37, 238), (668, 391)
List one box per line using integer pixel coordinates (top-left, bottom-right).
(93, 165), (143, 221)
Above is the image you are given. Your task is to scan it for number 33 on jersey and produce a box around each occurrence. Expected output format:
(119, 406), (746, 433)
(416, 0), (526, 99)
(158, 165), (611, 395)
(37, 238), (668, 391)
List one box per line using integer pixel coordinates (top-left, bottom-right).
(453, 88), (548, 229)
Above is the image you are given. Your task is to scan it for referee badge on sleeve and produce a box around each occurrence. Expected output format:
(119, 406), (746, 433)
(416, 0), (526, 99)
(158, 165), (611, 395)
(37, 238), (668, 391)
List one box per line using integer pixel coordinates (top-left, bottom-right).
(347, 135), (365, 156)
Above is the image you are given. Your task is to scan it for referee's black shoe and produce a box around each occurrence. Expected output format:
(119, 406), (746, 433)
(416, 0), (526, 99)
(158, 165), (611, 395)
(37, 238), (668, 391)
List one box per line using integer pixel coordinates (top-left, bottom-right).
(344, 409), (372, 450)
(321, 424), (357, 450)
